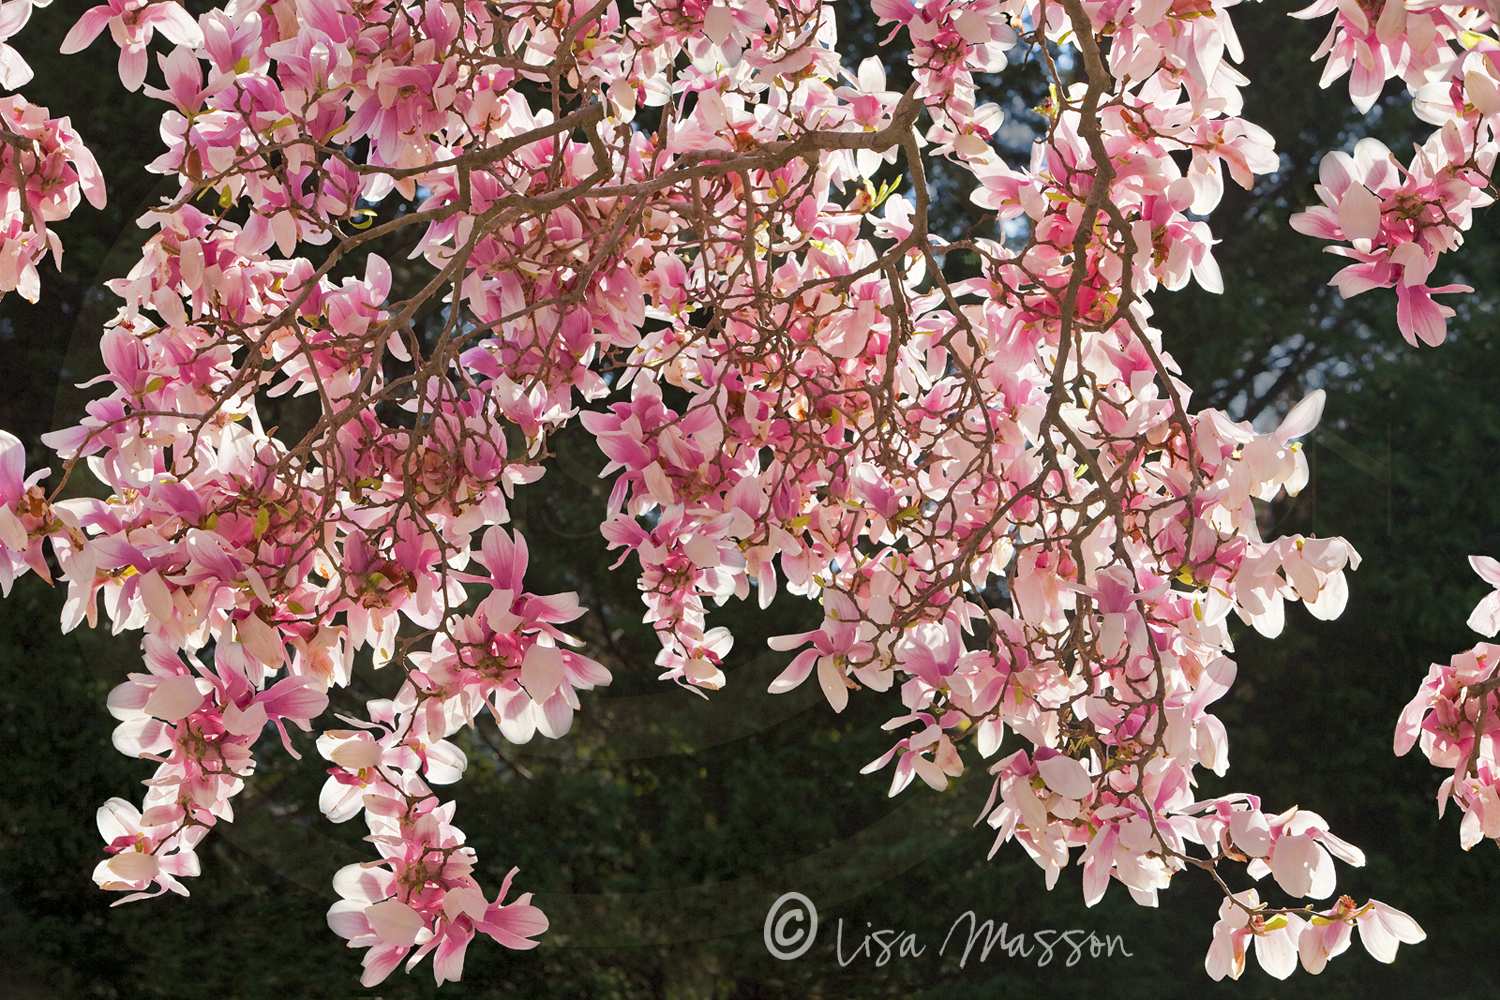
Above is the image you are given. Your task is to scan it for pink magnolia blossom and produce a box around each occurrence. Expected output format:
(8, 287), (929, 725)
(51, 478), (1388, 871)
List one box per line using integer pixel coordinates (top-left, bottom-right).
(60, 0), (202, 92)
(1205, 890), (1306, 981)
(1466, 555), (1500, 637)
(767, 592), (874, 713)
(1299, 895), (1427, 972)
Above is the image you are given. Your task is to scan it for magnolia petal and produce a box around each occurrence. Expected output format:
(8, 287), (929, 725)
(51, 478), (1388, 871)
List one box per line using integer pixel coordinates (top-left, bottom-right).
(1036, 753), (1093, 800)
(141, 674), (205, 722)
(106, 851), (160, 883)
(520, 644), (565, 702)
(365, 899), (425, 948)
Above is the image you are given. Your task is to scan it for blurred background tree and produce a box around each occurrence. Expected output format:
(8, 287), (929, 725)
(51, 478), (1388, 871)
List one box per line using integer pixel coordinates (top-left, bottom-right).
(2, 2), (1498, 998)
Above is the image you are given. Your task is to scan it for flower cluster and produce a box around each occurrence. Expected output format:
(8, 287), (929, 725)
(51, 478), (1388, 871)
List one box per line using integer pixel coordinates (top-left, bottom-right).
(1207, 890), (1424, 980)
(1395, 557), (1500, 849)
(0, 0), (1459, 987)
(1284, 0), (1500, 932)
(1291, 0), (1500, 347)
(0, 0), (104, 302)
(318, 713), (547, 986)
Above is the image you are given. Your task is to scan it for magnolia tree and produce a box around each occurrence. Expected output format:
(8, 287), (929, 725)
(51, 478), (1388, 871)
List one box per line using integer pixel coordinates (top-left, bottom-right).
(2, 0), (1496, 988)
